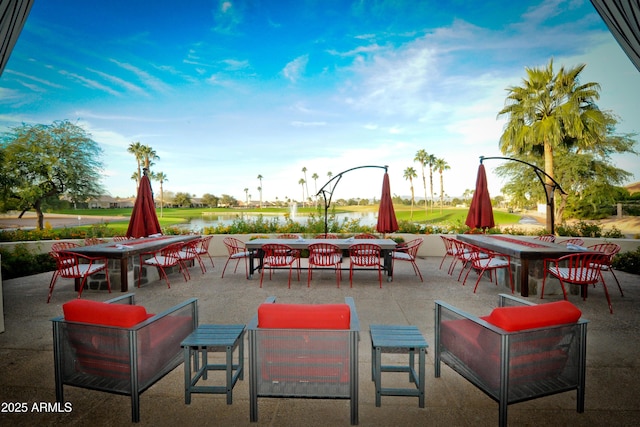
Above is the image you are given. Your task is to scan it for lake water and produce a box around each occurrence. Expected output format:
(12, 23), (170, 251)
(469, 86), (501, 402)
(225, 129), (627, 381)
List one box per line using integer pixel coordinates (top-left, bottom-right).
(178, 211), (379, 231)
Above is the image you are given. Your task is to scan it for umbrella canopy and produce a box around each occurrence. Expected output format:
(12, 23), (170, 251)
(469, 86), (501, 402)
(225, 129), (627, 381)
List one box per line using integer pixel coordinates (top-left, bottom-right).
(376, 172), (399, 234)
(465, 164), (495, 230)
(126, 174), (162, 238)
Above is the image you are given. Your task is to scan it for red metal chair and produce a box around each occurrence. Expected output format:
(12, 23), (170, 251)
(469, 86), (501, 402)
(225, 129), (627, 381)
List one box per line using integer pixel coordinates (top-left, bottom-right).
(260, 243), (301, 288)
(51, 241), (81, 252)
(541, 252), (614, 313)
(391, 238), (424, 281)
(354, 233), (377, 239)
(277, 233), (301, 239)
(178, 239), (205, 275)
(221, 237), (250, 278)
(194, 235), (215, 271)
(112, 236), (130, 242)
(588, 243), (623, 297)
(535, 234), (556, 243)
(556, 238), (585, 246)
(315, 233), (338, 239)
(348, 243), (382, 287)
(138, 242), (189, 288)
(461, 246), (514, 294)
(47, 251), (111, 303)
(307, 242), (343, 287)
(84, 237), (107, 246)
(438, 236), (459, 273)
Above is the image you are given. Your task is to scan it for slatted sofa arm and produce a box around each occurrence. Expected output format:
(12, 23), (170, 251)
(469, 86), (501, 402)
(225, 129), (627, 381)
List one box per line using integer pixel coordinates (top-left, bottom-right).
(344, 297), (360, 333)
(132, 298), (198, 330)
(105, 292), (136, 305)
(497, 293), (536, 308)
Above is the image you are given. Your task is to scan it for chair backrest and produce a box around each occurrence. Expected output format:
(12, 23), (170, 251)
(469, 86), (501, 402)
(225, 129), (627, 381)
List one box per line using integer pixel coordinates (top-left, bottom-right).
(262, 243), (297, 267)
(557, 238), (585, 246)
(349, 243), (381, 266)
(223, 237), (246, 256)
(277, 234), (300, 239)
(51, 251), (92, 278)
(353, 233), (377, 239)
(112, 236), (129, 242)
(308, 243), (342, 266)
(84, 237), (106, 246)
(315, 233), (338, 239)
(552, 252), (610, 283)
(157, 242), (184, 264)
(439, 236), (456, 255)
(535, 234), (556, 242)
(588, 243), (621, 261)
(179, 240), (199, 259)
(401, 238), (423, 257)
(52, 241), (80, 252)
(197, 235), (213, 252)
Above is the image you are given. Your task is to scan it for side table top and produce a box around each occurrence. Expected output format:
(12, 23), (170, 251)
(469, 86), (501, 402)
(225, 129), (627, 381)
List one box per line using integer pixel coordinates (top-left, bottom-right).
(370, 324), (428, 349)
(181, 324), (246, 347)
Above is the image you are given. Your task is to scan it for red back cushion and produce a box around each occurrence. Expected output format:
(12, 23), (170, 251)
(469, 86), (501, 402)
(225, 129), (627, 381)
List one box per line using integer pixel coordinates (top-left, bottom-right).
(484, 301), (581, 332)
(63, 299), (150, 327)
(258, 303), (350, 329)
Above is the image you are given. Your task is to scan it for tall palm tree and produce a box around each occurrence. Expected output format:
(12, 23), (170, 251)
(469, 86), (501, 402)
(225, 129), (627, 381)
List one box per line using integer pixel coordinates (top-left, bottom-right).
(312, 172), (319, 206)
(498, 59), (606, 229)
(127, 141), (144, 186)
(414, 149), (429, 212)
(403, 166), (418, 220)
(298, 178), (306, 206)
(244, 188), (249, 206)
(427, 153), (436, 212)
(433, 158), (450, 214)
(257, 174), (263, 208)
(154, 171), (168, 217)
(301, 167), (309, 205)
(140, 145), (159, 172)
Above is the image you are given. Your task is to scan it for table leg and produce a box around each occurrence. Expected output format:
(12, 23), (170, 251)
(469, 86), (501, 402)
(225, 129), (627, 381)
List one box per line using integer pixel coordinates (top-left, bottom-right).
(248, 249), (255, 279)
(382, 249), (393, 282)
(374, 346), (382, 407)
(520, 259), (530, 297)
(184, 346), (192, 404)
(226, 345), (233, 404)
(418, 347), (425, 408)
(120, 257), (129, 292)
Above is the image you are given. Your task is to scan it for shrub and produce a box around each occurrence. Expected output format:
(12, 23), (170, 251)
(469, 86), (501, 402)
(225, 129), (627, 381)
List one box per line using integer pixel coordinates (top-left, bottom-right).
(612, 247), (640, 275)
(0, 244), (56, 280)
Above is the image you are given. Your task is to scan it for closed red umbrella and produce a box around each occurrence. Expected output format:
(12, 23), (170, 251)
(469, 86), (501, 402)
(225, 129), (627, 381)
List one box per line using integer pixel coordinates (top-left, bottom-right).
(126, 174), (162, 238)
(465, 164), (495, 231)
(376, 172), (399, 234)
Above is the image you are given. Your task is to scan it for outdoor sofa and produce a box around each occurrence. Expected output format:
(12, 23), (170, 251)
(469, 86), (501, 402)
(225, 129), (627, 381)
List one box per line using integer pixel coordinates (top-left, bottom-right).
(248, 296), (360, 425)
(435, 294), (587, 427)
(51, 293), (198, 422)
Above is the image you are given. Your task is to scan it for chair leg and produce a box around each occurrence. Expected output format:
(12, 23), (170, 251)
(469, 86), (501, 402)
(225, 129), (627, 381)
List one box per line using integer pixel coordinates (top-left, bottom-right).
(47, 272), (60, 303)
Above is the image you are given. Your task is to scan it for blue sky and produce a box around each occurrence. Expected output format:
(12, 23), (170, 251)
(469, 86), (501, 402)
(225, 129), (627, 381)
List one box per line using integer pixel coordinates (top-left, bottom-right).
(1, 0), (639, 203)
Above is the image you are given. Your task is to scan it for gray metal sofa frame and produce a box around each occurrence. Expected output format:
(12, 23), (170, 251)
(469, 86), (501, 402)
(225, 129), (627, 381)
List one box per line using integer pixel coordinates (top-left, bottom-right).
(248, 296), (360, 425)
(435, 293), (588, 427)
(52, 293), (198, 422)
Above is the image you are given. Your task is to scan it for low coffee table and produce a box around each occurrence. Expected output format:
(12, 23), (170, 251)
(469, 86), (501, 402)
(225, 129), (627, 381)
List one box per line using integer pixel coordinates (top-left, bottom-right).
(370, 324), (428, 407)
(181, 324), (245, 404)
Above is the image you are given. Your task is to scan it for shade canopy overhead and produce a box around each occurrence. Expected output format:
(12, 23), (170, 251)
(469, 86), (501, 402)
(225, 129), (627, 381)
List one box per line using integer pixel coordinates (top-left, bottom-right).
(0, 0), (34, 76)
(591, 0), (640, 72)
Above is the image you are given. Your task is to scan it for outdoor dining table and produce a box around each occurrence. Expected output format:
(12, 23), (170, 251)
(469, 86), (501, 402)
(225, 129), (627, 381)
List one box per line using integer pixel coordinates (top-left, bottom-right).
(245, 238), (398, 281)
(456, 234), (594, 297)
(66, 234), (201, 292)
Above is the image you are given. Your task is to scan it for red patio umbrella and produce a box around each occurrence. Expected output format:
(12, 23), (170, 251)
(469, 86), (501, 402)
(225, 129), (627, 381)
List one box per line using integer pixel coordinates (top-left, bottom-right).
(376, 172), (399, 234)
(126, 174), (162, 238)
(465, 164), (495, 231)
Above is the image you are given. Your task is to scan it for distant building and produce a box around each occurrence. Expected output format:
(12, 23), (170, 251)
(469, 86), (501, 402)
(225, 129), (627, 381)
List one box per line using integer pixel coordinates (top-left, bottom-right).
(87, 196), (134, 209)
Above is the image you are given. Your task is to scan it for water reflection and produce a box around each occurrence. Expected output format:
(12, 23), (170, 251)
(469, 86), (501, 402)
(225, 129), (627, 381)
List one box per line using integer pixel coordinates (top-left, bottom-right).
(179, 212), (378, 231)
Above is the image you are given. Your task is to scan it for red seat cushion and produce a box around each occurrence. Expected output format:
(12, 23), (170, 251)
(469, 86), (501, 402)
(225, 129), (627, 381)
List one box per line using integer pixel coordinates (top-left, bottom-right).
(63, 299), (151, 327)
(258, 303), (350, 329)
(484, 301), (581, 332)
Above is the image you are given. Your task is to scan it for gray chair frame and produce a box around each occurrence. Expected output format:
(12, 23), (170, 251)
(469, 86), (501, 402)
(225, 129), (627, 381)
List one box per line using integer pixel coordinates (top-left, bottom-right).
(248, 296), (360, 425)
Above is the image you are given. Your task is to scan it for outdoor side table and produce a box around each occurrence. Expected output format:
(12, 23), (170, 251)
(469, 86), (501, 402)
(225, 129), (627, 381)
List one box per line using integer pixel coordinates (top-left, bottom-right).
(181, 324), (245, 404)
(370, 324), (428, 407)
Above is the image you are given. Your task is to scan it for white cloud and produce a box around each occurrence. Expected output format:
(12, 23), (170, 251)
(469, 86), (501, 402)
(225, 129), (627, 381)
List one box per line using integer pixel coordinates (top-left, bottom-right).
(282, 55), (309, 83)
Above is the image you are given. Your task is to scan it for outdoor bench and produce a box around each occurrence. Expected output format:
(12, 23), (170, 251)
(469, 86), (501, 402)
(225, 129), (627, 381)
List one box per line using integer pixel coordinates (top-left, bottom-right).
(52, 293), (198, 422)
(435, 293), (587, 427)
(248, 296), (360, 425)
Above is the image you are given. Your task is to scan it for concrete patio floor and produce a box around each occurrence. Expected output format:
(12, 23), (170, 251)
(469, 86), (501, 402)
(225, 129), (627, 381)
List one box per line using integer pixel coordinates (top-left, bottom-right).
(0, 255), (638, 426)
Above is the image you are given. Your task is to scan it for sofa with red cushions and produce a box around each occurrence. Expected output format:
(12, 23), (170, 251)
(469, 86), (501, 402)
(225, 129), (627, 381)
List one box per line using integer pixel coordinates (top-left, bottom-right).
(435, 294), (588, 427)
(52, 293), (197, 422)
(248, 297), (360, 425)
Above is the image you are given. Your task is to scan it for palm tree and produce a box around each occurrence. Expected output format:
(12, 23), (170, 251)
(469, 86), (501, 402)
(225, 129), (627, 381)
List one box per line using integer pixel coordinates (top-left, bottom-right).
(140, 145), (159, 172)
(154, 171), (168, 217)
(257, 174), (263, 208)
(427, 153), (436, 212)
(127, 141), (144, 186)
(311, 172), (319, 206)
(403, 166), (418, 220)
(298, 178), (306, 206)
(498, 59), (606, 229)
(244, 188), (249, 206)
(301, 167), (309, 205)
(414, 149), (429, 212)
(433, 158), (450, 214)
